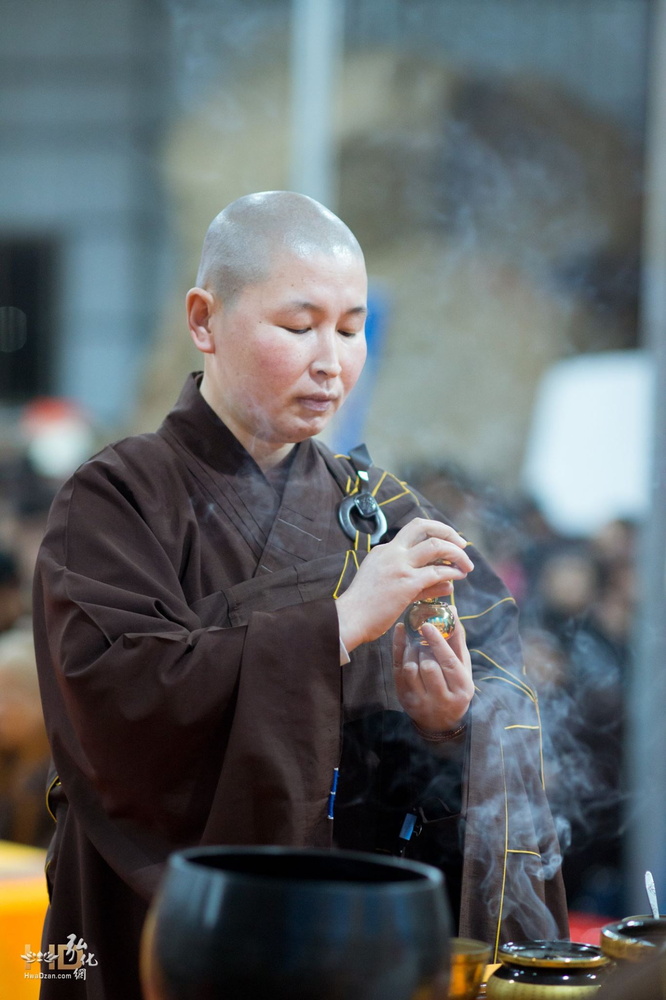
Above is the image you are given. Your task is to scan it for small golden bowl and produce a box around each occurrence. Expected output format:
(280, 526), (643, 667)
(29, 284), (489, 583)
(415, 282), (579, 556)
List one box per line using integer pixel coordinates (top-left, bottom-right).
(601, 915), (666, 962)
(448, 937), (493, 1000)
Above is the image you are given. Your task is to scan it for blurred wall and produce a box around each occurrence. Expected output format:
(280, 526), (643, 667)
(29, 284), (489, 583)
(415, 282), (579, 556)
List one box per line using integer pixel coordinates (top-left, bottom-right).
(0, 0), (171, 426)
(0, 0), (650, 493)
(133, 0), (647, 490)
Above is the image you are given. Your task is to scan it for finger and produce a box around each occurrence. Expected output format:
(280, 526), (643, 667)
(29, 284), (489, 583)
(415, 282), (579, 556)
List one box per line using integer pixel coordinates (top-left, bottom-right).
(397, 517), (469, 552)
(410, 536), (474, 574)
(443, 609), (472, 675)
(414, 580), (455, 601)
(418, 623), (459, 669)
(408, 564), (467, 600)
(419, 623), (474, 696)
(406, 556), (472, 602)
(392, 622), (408, 667)
(417, 649), (452, 695)
(394, 644), (429, 704)
(416, 654), (466, 712)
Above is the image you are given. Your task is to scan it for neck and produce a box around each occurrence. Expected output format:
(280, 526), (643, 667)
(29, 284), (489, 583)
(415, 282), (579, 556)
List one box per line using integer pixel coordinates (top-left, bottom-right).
(250, 440), (295, 471)
(199, 374), (295, 470)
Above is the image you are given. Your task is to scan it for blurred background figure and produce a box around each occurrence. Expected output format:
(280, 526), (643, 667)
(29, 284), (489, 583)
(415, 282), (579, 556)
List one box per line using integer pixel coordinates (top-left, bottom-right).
(0, 397), (95, 622)
(0, 550), (24, 635)
(0, 397), (96, 851)
(0, 628), (51, 847)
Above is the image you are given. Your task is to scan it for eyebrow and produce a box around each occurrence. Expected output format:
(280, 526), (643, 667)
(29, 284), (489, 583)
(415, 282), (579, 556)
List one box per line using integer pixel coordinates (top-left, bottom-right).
(284, 300), (368, 318)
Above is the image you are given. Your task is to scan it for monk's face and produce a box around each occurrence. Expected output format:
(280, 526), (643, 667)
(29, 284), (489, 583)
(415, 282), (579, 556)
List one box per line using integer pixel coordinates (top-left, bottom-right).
(201, 249), (368, 463)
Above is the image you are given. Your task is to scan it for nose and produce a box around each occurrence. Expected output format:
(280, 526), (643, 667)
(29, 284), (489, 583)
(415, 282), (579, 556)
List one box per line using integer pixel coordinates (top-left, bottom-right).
(311, 328), (342, 378)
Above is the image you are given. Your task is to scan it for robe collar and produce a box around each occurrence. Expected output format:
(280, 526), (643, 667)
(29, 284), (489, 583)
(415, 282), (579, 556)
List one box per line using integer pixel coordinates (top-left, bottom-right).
(161, 372), (269, 479)
(159, 373), (339, 570)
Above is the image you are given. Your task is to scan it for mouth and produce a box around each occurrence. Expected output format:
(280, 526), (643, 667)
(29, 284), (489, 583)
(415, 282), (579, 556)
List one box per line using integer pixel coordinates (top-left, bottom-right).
(297, 394), (338, 414)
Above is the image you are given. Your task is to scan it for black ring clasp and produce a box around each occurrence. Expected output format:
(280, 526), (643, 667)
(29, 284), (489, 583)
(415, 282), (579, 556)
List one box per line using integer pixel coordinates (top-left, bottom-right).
(337, 489), (387, 545)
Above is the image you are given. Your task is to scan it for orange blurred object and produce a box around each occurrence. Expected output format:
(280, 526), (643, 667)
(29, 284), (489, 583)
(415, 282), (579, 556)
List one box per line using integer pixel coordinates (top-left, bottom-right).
(0, 840), (48, 999)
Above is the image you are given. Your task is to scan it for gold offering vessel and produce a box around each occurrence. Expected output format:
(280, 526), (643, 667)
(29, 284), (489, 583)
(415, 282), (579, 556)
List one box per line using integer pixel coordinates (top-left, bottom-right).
(486, 941), (609, 1000)
(405, 598), (456, 645)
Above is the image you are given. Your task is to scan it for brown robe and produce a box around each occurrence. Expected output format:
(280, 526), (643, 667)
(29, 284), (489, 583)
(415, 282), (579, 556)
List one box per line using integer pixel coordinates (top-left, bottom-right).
(33, 373), (568, 999)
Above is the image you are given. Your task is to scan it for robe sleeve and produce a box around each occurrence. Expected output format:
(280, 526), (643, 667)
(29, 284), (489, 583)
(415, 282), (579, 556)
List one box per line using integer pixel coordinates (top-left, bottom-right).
(33, 457), (342, 855)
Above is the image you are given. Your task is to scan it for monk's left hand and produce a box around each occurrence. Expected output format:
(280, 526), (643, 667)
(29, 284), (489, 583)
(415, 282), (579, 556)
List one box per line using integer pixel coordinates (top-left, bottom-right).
(392, 607), (474, 734)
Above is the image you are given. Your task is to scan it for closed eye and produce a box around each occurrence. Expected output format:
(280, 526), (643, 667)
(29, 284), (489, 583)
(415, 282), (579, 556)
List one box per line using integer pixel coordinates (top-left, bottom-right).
(283, 327), (311, 334)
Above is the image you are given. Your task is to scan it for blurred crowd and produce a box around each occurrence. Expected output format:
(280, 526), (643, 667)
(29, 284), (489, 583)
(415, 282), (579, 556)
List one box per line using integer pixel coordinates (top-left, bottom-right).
(0, 400), (96, 849)
(0, 466), (55, 849)
(0, 408), (635, 919)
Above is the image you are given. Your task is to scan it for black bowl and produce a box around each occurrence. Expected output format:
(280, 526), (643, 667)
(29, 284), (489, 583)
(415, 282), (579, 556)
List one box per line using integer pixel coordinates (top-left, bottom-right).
(141, 846), (452, 1000)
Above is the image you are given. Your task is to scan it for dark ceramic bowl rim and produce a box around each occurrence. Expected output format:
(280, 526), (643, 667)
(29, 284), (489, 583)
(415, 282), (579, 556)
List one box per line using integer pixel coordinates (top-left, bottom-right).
(169, 845), (444, 895)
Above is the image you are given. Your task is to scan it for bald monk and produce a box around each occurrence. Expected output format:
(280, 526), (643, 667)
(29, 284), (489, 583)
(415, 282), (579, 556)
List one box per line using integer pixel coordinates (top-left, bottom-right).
(33, 192), (567, 999)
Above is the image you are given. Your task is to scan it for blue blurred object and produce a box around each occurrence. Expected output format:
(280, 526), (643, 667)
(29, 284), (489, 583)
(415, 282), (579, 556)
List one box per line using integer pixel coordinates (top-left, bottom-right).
(330, 283), (389, 456)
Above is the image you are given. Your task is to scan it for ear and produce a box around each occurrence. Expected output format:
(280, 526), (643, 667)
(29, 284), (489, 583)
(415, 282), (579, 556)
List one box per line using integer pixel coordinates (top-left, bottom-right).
(186, 287), (217, 354)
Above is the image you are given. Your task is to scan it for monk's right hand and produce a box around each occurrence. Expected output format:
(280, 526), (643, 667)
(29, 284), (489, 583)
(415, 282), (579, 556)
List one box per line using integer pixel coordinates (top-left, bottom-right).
(335, 517), (473, 652)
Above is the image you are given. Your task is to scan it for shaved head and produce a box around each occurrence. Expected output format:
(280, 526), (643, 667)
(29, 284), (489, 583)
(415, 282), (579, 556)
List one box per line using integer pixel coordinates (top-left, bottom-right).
(195, 191), (364, 304)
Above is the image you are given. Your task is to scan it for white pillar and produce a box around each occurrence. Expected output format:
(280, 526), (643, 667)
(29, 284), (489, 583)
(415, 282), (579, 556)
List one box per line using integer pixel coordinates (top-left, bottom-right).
(289, 0), (344, 209)
(626, 0), (666, 914)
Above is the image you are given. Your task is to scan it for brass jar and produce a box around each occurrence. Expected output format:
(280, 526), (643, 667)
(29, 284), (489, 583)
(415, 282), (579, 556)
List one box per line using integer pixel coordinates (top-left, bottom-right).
(486, 941), (609, 1000)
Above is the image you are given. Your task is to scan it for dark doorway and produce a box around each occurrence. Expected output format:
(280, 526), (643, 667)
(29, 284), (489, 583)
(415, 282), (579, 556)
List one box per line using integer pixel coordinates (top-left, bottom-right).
(0, 238), (58, 403)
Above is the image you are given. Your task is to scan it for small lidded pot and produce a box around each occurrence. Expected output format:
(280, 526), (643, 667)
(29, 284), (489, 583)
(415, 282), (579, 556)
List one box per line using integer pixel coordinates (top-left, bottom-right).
(486, 941), (609, 1000)
(600, 915), (666, 963)
(404, 599), (456, 645)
